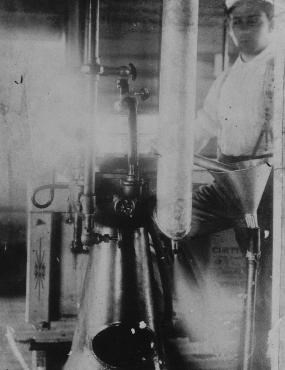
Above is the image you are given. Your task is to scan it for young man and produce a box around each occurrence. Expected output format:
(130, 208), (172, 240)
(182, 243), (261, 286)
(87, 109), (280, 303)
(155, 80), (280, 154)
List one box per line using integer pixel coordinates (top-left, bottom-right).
(196, 0), (274, 159)
(186, 1), (275, 368)
(190, 0), (275, 237)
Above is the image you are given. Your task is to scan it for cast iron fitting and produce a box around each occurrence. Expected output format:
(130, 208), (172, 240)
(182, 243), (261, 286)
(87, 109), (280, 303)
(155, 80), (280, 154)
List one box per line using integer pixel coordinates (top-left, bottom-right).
(93, 233), (118, 244)
(117, 78), (130, 96)
(123, 174), (139, 199)
(123, 183), (138, 199)
(114, 198), (137, 218)
(116, 63), (136, 80)
(81, 231), (118, 247)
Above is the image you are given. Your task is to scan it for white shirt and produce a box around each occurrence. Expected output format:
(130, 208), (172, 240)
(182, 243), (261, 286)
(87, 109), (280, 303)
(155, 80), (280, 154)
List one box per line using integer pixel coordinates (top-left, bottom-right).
(195, 46), (274, 157)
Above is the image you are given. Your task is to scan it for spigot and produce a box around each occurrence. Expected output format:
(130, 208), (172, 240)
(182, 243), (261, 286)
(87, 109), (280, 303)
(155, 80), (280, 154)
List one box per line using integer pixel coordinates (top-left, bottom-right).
(134, 88), (150, 101)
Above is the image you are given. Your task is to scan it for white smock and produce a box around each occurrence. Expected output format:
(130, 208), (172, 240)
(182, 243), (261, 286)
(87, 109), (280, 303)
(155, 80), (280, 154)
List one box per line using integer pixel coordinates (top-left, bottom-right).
(195, 46), (274, 157)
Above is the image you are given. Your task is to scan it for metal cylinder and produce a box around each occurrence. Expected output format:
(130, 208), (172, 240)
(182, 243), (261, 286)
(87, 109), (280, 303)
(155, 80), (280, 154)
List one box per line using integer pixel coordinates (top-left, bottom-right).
(156, 0), (199, 240)
(65, 226), (165, 369)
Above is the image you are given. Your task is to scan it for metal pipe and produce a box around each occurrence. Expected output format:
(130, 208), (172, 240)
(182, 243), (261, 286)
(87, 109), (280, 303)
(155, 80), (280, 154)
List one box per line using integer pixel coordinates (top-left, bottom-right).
(242, 227), (261, 370)
(81, 0), (100, 246)
(126, 96), (138, 175)
(156, 0), (199, 240)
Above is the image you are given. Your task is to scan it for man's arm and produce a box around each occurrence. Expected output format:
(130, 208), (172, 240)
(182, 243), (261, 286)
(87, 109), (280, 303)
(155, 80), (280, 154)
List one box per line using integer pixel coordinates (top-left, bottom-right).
(194, 70), (228, 154)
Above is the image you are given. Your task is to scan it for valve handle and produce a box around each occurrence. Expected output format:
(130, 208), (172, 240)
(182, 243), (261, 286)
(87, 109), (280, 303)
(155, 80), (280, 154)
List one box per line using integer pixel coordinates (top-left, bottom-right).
(135, 88), (150, 101)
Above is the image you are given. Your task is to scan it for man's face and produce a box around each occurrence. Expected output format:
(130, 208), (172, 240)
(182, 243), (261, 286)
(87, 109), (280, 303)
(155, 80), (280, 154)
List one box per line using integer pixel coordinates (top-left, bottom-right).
(229, 3), (273, 56)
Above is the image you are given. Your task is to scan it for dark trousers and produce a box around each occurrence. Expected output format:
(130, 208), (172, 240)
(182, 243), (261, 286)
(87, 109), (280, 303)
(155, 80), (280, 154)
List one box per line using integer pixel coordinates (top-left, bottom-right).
(182, 175), (273, 369)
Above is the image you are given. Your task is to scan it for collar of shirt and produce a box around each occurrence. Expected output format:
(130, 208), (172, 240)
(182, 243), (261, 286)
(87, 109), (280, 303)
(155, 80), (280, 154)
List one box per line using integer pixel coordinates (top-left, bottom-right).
(235, 43), (274, 67)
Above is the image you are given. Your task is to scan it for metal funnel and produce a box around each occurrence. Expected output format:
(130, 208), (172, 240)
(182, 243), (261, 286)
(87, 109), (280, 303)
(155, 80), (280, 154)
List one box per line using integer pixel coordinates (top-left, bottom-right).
(209, 163), (272, 222)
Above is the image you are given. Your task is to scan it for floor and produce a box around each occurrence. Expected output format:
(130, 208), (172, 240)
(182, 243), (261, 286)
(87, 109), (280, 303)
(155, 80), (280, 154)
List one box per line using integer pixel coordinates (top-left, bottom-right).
(0, 294), (32, 370)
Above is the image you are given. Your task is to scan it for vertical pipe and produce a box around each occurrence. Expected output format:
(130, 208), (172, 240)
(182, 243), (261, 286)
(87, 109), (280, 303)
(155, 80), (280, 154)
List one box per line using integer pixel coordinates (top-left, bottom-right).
(127, 97), (138, 175)
(242, 228), (260, 370)
(81, 0), (100, 245)
(156, 0), (199, 240)
(243, 258), (256, 370)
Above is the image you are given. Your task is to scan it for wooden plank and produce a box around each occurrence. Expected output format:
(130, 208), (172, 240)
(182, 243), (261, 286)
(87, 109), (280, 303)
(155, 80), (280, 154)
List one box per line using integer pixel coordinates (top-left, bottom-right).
(15, 320), (76, 344)
(26, 212), (53, 324)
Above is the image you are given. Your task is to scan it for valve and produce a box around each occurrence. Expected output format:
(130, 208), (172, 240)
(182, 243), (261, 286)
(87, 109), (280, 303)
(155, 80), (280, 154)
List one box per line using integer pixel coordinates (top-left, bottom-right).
(114, 198), (136, 218)
(117, 63), (137, 80)
(134, 88), (150, 101)
(93, 233), (118, 244)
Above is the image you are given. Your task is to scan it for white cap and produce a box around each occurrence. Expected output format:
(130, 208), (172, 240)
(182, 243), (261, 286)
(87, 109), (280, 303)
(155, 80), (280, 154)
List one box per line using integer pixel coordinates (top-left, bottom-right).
(225, 0), (274, 9)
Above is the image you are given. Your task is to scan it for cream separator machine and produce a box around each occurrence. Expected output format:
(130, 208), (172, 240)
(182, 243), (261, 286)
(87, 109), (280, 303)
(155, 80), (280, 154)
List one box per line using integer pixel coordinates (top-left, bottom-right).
(26, 1), (272, 369)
